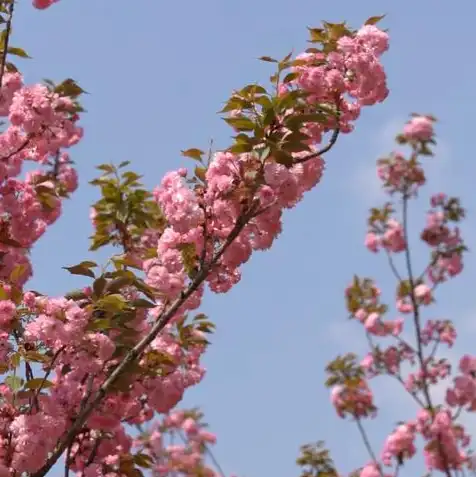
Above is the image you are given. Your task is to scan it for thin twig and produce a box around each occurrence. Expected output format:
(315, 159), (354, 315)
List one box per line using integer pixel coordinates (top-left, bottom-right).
(385, 249), (402, 282)
(204, 444), (226, 477)
(29, 346), (66, 414)
(402, 193), (433, 408)
(355, 417), (383, 477)
(295, 127), (340, 164)
(0, 0), (15, 90)
(84, 435), (102, 467)
(295, 95), (341, 164)
(64, 444), (72, 477)
(402, 190), (452, 477)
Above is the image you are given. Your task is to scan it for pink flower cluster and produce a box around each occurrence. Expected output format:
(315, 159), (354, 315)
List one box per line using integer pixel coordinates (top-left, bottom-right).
(380, 409), (470, 471)
(0, 72), (82, 286)
(0, 289), (208, 474)
(0, 5), (391, 475)
(134, 411), (224, 477)
(294, 25), (388, 137)
(330, 380), (375, 419)
(141, 25), (389, 301)
(328, 116), (473, 476)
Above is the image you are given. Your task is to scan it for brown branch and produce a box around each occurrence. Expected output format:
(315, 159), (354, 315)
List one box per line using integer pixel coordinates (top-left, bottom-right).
(294, 94), (342, 165)
(64, 444), (72, 477)
(84, 435), (102, 467)
(1, 136), (31, 163)
(294, 127), (340, 164)
(402, 191), (452, 477)
(0, 0), (15, 90)
(355, 417), (383, 477)
(29, 346), (66, 414)
(31, 204), (257, 477)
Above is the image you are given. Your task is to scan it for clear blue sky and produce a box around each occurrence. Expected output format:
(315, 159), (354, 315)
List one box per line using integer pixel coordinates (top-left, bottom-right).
(11, 1), (476, 476)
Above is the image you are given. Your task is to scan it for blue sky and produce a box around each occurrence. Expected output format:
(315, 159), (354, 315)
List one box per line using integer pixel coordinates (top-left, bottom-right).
(11, 1), (476, 476)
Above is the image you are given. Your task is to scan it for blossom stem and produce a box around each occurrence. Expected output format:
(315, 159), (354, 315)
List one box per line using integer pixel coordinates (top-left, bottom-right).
(402, 191), (452, 477)
(355, 417), (383, 477)
(0, 0), (14, 90)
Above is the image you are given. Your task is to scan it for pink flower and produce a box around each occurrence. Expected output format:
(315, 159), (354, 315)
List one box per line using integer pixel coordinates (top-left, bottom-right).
(414, 284), (432, 305)
(33, 0), (59, 9)
(403, 116), (434, 141)
(365, 232), (380, 252)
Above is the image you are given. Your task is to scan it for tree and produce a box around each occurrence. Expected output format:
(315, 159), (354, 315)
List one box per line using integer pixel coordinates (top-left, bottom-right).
(3, 1), (460, 476)
(309, 115), (470, 477)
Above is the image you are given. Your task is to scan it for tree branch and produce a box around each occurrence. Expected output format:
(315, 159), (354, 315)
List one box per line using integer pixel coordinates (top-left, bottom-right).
(295, 127), (340, 164)
(31, 205), (257, 477)
(402, 191), (452, 477)
(0, 0), (15, 90)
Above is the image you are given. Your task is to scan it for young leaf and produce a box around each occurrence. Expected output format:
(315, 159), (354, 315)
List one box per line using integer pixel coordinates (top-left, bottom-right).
(259, 56), (278, 63)
(7, 46), (30, 58)
(63, 261), (97, 279)
(5, 376), (23, 391)
(181, 148), (204, 161)
(365, 15), (386, 25)
(24, 378), (53, 390)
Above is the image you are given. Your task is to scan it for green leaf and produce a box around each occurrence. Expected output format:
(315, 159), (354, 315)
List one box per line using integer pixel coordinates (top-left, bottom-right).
(241, 84), (267, 96)
(229, 142), (253, 154)
(260, 146), (271, 161)
(286, 113), (327, 128)
(10, 264), (27, 283)
(88, 318), (113, 331)
(259, 56), (278, 63)
(99, 294), (127, 311)
(63, 262), (97, 279)
(282, 140), (309, 153)
(283, 72), (299, 84)
(194, 166), (206, 182)
(122, 171), (142, 186)
(79, 261), (97, 268)
(0, 287), (8, 301)
(131, 298), (156, 309)
(7, 47), (30, 58)
(255, 95), (273, 109)
(194, 313), (208, 321)
(10, 353), (20, 368)
(5, 376), (23, 391)
(134, 454), (153, 469)
(96, 163), (115, 174)
(224, 117), (255, 131)
(24, 351), (49, 363)
(273, 150), (294, 167)
(181, 148), (204, 161)
(365, 15), (386, 25)
(107, 276), (135, 293)
(55, 78), (87, 98)
(220, 94), (252, 112)
(178, 243), (198, 279)
(93, 276), (107, 297)
(118, 161), (131, 168)
(308, 28), (326, 43)
(263, 107), (276, 127)
(89, 234), (113, 251)
(24, 378), (53, 390)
